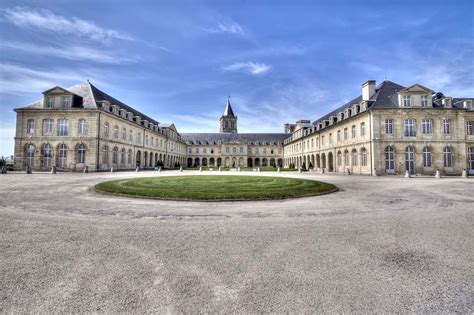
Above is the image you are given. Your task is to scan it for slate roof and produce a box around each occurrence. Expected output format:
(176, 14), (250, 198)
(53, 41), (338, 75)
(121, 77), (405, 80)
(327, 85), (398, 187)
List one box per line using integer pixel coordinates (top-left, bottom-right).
(182, 133), (288, 145)
(222, 99), (235, 117)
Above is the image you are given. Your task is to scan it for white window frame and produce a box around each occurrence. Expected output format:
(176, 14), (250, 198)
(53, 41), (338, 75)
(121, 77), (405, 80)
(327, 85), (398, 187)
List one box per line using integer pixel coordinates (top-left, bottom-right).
(58, 144), (67, 167)
(404, 119), (416, 137)
(403, 95), (411, 107)
(443, 147), (452, 168)
(467, 121), (473, 136)
(421, 119), (433, 134)
(385, 119), (393, 134)
(63, 96), (70, 109)
(423, 147), (432, 168)
(27, 119), (35, 134)
(44, 119), (53, 135)
(46, 97), (54, 108)
(443, 119), (451, 135)
(77, 144), (86, 164)
(78, 119), (86, 135)
(421, 95), (428, 107)
(58, 119), (69, 136)
(43, 143), (52, 167)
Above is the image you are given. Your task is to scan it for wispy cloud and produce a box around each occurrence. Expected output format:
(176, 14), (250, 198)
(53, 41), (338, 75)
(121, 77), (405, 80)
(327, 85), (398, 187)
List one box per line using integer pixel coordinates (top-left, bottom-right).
(222, 62), (271, 75)
(2, 41), (138, 64)
(203, 20), (244, 35)
(0, 7), (132, 42)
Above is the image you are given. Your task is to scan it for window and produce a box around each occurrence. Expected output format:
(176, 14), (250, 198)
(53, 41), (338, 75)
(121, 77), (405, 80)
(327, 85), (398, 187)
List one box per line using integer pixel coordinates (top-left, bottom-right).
(102, 146), (109, 164)
(443, 119), (451, 135)
(404, 119), (416, 137)
(129, 130), (133, 142)
(337, 151), (342, 166)
(263, 148), (267, 154)
(27, 119), (35, 134)
(351, 125), (356, 138)
(63, 96), (70, 109)
(352, 149), (358, 166)
(188, 148), (192, 154)
(77, 144), (86, 164)
(43, 143), (52, 167)
(406, 146), (415, 174)
(43, 119), (53, 135)
(337, 131), (341, 142)
(58, 119), (69, 136)
(421, 119), (433, 134)
(421, 95), (428, 107)
(128, 149), (132, 164)
(344, 128), (348, 140)
(137, 133), (141, 144)
(114, 125), (119, 139)
(78, 119), (86, 135)
(104, 123), (109, 138)
(240, 147), (244, 153)
(423, 146), (432, 167)
(467, 121), (473, 136)
(122, 128), (127, 140)
(361, 149), (367, 167)
(443, 147), (452, 168)
(360, 122), (366, 137)
(385, 146), (394, 172)
(226, 147), (230, 153)
(112, 147), (118, 164)
(26, 144), (35, 167)
(403, 95), (411, 107)
(232, 147), (237, 154)
(385, 119), (393, 134)
(196, 148), (199, 154)
(120, 148), (126, 164)
(145, 135), (149, 145)
(468, 147), (474, 171)
(46, 97), (54, 108)
(58, 144), (67, 167)
(344, 151), (349, 166)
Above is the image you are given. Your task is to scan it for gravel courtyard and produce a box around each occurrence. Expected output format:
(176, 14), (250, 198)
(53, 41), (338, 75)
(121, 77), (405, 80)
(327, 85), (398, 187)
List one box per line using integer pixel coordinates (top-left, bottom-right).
(0, 171), (472, 313)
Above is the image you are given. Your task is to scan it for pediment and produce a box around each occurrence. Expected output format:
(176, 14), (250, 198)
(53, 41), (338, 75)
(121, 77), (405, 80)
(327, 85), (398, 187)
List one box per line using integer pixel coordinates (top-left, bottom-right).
(400, 84), (432, 93)
(42, 86), (74, 95)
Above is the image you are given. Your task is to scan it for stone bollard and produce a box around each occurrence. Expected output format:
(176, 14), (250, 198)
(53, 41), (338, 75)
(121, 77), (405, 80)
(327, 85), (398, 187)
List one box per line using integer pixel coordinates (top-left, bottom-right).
(373, 168), (379, 177)
(110, 167), (114, 173)
(257, 167), (260, 172)
(219, 166), (222, 172)
(320, 169), (325, 174)
(26, 165), (32, 174)
(158, 167), (161, 173)
(345, 168), (351, 176)
(180, 166), (183, 172)
(435, 169), (441, 179)
(298, 168), (302, 173)
(199, 167), (202, 172)
(237, 167), (240, 172)
(51, 165), (57, 174)
(461, 169), (468, 178)
(277, 167), (280, 173)
(83, 165), (89, 173)
(136, 166), (140, 172)
(405, 170), (411, 178)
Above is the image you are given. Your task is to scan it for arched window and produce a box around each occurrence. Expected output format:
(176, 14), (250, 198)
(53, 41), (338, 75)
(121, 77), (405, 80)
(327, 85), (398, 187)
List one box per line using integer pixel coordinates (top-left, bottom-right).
(443, 147), (452, 168)
(112, 147), (118, 164)
(128, 149), (132, 164)
(361, 148), (367, 167)
(77, 144), (86, 164)
(385, 147), (395, 172)
(406, 146), (415, 174)
(352, 149), (358, 166)
(337, 151), (342, 166)
(43, 143), (52, 167)
(423, 146), (432, 167)
(102, 145), (109, 164)
(26, 144), (35, 167)
(58, 144), (67, 167)
(120, 148), (126, 164)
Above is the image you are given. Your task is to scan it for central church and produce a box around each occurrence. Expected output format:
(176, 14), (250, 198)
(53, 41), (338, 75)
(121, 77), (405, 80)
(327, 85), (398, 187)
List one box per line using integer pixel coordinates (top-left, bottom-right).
(182, 99), (287, 168)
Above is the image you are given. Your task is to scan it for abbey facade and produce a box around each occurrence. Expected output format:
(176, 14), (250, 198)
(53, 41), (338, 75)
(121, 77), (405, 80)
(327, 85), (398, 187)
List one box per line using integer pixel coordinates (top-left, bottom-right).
(13, 80), (474, 175)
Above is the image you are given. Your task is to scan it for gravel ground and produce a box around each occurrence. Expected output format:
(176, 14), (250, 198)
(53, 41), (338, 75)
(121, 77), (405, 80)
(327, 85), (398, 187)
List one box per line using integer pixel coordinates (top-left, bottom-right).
(0, 171), (473, 313)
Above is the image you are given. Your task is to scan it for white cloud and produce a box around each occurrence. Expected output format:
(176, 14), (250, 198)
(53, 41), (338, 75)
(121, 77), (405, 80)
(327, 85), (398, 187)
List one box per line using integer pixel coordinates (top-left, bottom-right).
(203, 21), (244, 35)
(2, 41), (138, 64)
(0, 7), (132, 42)
(222, 62), (271, 75)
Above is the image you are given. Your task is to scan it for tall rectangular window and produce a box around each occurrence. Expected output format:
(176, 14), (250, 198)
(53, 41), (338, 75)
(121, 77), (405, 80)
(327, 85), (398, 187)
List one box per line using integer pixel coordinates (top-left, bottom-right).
(360, 123), (366, 137)
(46, 97), (54, 108)
(26, 119), (35, 134)
(122, 128), (127, 140)
(104, 123), (109, 138)
(385, 119), (393, 134)
(421, 95), (428, 107)
(344, 128), (348, 140)
(404, 119), (416, 137)
(421, 119), (433, 134)
(58, 119), (69, 136)
(403, 95), (411, 107)
(78, 119), (86, 135)
(467, 121), (473, 136)
(114, 126), (119, 139)
(43, 119), (53, 135)
(443, 119), (451, 135)
(63, 96), (70, 108)
(351, 125), (356, 138)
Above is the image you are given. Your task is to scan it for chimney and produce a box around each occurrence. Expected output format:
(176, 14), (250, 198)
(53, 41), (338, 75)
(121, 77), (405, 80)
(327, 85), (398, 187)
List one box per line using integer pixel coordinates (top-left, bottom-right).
(362, 80), (376, 101)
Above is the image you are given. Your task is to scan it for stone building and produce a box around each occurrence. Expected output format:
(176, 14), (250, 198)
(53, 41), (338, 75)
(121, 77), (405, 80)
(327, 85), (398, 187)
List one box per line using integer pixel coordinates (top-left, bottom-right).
(284, 80), (474, 175)
(14, 82), (187, 171)
(12, 79), (474, 175)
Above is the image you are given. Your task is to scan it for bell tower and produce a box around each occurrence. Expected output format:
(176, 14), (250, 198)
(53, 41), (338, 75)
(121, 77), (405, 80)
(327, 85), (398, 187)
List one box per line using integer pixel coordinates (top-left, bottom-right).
(220, 97), (237, 133)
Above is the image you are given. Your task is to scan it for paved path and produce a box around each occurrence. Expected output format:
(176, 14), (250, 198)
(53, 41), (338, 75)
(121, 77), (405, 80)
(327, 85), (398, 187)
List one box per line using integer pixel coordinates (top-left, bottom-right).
(0, 171), (473, 312)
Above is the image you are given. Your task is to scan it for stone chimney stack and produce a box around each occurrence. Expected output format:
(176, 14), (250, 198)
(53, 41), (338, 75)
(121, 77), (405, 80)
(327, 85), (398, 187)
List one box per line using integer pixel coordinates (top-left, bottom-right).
(362, 80), (376, 101)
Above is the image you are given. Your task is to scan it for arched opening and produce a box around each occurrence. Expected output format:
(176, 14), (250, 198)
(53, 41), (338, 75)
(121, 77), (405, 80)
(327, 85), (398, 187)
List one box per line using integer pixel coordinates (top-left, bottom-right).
(194, 157), (200, 167)
(187, 158), (193, 167)
(270, 158), (275, 167)
(316, 154), (321, 169)
(58, 144), (68, 168)
(468, 147), (474, 174)
(321, 153), (326, 169)
(262, 158), (268, 167)
(255, 158), (260, 167)
(143, 151), (148, 168)
(202, 158), (208, 166)
(231, 157), (237, 167)
(217, 158), (222, 167)
(247, 158), (253, 167)
(209, 157), (215, 167)
(136, 150), (141, 167)
(328, 152), (334, 172)
(277, 158), (283, 167)
(225, 157), (230, 167)
(406, 146), (415, 174)
(43, 143), (52, 168)
(385, 146), (394, 173)
(26, 144), (35, 168)
(239, 157), (244, 167)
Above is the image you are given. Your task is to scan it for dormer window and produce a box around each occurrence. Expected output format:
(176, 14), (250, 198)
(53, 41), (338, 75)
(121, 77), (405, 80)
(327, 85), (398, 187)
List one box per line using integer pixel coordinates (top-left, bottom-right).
(421, 95), (428, 107)
(403, 95), (411, 107)
(46, 97), (54, 108)
(62, 96), (70, 109)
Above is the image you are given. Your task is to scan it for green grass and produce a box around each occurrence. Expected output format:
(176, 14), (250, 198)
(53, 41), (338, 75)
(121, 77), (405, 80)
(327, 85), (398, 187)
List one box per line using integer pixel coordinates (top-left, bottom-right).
(95, 175), (337, 201)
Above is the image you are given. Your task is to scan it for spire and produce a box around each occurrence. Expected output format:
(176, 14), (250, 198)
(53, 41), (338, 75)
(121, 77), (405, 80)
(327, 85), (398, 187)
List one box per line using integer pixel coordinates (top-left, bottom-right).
(223, 96), (235, 117)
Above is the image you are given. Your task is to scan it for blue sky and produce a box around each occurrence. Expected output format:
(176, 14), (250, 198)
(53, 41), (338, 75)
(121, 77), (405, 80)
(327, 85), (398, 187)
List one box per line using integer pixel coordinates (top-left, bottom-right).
(1, 0), (473, 156)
